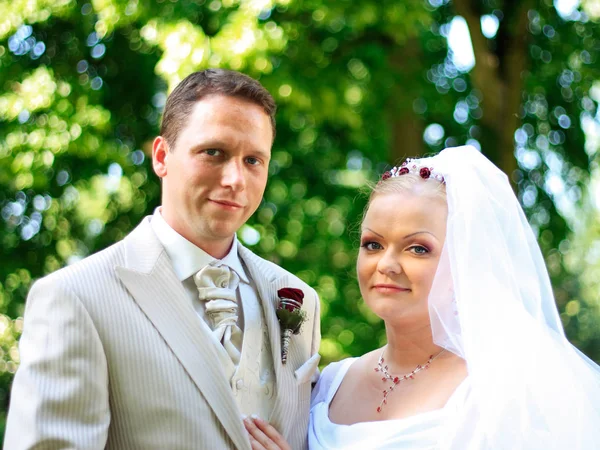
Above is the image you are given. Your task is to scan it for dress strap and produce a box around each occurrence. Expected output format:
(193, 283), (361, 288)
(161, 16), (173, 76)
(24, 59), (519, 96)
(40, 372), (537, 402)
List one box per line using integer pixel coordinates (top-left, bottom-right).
(311, 358), (357, 408)
(325, 358), (356, 404)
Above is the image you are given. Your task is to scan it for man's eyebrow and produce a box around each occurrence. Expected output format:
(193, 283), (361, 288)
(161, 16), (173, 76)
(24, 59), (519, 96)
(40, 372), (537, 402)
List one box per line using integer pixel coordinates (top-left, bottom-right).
(190, 140), (228, 151)
(190, 141), (271, 159)
(249, 148), (271, 160)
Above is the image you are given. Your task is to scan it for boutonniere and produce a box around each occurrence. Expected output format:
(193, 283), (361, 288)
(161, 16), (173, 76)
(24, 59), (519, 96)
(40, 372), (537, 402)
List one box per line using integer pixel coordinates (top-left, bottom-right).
(276, 287), (307, 364)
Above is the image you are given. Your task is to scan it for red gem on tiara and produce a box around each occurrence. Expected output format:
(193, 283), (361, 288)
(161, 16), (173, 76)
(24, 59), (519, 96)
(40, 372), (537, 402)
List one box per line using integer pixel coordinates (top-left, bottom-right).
(380, 159), (444, 183)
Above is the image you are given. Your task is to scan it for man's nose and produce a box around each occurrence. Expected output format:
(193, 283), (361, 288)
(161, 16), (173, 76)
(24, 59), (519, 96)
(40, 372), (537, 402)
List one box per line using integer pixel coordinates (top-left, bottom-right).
(221, 159), (246, 191)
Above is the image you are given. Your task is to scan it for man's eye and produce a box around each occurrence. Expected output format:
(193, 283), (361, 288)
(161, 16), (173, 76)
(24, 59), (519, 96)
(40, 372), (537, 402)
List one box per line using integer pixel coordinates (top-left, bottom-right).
(205, 149), (222, 156)
(246, 157), (260, 165)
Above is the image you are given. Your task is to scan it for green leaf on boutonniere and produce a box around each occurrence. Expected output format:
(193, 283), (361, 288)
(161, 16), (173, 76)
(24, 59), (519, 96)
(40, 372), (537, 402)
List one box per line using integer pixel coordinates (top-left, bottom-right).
(276, 308), (306, 334)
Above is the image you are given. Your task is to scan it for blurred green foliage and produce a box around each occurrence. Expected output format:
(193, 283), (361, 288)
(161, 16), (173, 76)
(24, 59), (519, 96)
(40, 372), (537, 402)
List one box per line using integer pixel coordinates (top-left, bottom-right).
(1, 0), (600, 439)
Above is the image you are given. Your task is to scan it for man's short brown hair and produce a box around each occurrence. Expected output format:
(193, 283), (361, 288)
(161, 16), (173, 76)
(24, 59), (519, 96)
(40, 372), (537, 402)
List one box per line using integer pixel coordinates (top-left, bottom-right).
(160, 69), (277, 148)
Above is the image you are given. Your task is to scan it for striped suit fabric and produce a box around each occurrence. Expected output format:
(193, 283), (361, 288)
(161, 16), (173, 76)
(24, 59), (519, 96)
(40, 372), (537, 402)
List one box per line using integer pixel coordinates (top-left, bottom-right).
(5, 217), (321, 449)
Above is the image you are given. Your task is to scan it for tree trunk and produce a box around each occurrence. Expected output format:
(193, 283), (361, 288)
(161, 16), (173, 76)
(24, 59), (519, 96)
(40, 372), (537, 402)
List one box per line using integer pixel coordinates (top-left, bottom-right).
(452, 0), (532, 188)
(387, 40), (426, 163)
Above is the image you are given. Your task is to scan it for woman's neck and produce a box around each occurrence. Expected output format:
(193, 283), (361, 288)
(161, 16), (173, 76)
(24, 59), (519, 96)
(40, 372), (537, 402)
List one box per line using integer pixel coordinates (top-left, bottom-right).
(382, 324), (444, 373)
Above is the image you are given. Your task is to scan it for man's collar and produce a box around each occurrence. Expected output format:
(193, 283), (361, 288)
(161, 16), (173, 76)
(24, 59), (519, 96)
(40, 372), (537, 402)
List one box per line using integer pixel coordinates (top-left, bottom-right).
(218, 239), (249, 284)
(150, 207), (249, 283)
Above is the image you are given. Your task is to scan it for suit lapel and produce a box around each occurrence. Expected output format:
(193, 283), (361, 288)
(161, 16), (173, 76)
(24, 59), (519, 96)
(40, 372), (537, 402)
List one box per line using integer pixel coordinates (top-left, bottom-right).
(237, 245), (295, 438)
(237, 244), (283, 368)
(115, 219), (249, 450)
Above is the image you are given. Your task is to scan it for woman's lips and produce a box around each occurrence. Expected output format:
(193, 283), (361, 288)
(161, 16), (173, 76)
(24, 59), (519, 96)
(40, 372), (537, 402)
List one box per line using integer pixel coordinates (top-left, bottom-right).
(373, 284), (411, 293)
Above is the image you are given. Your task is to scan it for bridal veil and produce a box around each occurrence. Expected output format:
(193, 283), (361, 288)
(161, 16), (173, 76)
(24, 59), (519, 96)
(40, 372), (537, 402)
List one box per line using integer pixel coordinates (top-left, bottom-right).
(422, 146), (600, 449)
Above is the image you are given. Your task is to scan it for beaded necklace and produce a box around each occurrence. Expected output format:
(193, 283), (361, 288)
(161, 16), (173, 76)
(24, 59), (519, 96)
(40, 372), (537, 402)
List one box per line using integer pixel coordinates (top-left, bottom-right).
(374, 347), (446, 413)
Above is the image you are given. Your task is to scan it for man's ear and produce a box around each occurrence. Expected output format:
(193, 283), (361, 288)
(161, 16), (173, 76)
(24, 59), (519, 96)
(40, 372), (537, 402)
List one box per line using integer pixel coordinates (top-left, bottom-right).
(152, 136), (169, 178)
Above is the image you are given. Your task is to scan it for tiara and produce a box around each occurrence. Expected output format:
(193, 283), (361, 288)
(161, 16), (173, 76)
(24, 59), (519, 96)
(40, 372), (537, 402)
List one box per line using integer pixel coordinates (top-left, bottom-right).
(381, 158), (445, 183)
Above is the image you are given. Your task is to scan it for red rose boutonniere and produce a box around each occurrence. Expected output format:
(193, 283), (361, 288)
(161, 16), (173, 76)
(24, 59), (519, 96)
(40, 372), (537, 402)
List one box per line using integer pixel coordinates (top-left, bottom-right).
(276, 287), (307, 364)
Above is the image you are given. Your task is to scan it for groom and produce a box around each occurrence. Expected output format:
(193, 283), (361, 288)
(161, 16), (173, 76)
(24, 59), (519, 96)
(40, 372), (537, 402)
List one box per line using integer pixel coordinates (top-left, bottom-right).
(5, 69), (321, 449)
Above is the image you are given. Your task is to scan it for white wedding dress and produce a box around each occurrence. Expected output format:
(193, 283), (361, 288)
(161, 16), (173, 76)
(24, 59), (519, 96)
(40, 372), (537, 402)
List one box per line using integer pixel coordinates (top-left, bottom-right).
(308, 359), (470, 450)
(308, 147), (600, 449)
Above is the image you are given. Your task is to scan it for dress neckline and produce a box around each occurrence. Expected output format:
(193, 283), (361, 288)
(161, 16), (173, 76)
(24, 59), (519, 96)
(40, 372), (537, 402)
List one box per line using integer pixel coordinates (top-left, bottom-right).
(323, 357), (469, 428)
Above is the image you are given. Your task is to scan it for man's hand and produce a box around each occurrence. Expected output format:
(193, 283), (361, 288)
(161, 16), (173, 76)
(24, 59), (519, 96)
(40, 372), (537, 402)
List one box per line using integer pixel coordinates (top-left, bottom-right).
(243, 416), (292, 450)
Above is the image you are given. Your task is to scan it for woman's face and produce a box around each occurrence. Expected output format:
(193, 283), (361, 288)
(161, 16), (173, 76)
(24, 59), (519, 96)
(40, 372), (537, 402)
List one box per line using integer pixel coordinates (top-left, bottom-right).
(357, 190), (448, 328)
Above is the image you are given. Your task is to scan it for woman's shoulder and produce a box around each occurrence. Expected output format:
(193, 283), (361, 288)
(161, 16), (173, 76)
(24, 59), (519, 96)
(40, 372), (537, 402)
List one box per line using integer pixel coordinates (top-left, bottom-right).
(311, 358), (356, 406)
(319, 358), (356, 388)
(319, 349), (380, 383)
(321, 357), (354, 376)
(312, 350), (381, 406)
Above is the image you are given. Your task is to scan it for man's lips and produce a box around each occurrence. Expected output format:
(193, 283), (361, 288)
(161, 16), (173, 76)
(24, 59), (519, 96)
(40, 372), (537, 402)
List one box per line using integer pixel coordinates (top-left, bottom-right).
(209, 199), (243, 208)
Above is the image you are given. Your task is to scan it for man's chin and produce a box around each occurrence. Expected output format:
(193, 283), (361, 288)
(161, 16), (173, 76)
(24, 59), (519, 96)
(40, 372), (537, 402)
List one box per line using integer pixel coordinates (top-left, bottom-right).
(205, 223), (243, 242)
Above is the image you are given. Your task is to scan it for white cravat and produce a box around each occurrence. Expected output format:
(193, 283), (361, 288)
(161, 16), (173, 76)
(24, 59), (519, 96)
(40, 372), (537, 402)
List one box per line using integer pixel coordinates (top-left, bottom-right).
(150, 208), (276, 418)
(194, 265), (243, 365)
(150, 208), (249, 325)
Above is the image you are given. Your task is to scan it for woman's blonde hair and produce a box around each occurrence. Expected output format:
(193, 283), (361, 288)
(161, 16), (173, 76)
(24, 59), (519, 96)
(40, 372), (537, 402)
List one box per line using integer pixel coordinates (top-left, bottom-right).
(364, 173), (447, 214)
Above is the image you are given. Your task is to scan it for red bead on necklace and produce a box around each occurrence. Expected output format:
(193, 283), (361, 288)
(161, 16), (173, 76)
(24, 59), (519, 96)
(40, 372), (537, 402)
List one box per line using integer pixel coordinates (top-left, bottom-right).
(373, 347), (446, 413)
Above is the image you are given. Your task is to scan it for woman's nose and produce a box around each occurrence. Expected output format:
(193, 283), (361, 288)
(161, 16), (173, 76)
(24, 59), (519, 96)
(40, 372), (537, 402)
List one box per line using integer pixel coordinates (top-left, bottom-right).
(377, 251), (402, 276)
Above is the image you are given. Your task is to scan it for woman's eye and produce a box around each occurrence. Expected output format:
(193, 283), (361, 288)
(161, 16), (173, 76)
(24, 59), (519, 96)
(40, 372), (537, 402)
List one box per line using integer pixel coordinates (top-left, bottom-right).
(410, 245), (429, 255)
(205, 149), (222, 156)
(361, 241), (382, 251)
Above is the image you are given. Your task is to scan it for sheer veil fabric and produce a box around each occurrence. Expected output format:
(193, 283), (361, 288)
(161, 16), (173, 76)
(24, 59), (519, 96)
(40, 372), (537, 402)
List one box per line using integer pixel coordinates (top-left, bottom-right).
(420, 146), (600, 449)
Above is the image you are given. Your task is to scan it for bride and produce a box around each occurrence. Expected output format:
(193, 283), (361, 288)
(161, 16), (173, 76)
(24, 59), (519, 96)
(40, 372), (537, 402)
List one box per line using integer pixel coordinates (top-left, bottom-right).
(245, 146), (600, 449)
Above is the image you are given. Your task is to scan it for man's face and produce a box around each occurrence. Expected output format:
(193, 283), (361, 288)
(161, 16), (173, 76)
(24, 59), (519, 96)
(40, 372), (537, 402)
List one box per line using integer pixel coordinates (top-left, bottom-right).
(152, 94), (273, 256)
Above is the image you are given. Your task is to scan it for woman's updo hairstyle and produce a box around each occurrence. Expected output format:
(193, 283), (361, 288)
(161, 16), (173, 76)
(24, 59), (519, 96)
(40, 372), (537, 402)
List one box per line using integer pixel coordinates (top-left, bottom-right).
(363, 164), (447, 219)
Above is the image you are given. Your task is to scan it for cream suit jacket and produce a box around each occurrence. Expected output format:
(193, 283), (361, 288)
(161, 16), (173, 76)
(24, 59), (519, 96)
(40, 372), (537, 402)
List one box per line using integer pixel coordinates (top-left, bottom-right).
(5, 217), (321, 450)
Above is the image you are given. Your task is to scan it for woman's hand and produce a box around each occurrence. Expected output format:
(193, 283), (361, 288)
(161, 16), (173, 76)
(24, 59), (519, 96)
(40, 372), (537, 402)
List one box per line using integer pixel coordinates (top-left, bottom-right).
(243, 415), (292, 450)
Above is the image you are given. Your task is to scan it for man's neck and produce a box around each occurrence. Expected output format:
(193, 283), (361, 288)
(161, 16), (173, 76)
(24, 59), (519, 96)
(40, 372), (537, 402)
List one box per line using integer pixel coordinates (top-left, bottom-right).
(156, 207), (235, 259)
(195, 238), (234, 260)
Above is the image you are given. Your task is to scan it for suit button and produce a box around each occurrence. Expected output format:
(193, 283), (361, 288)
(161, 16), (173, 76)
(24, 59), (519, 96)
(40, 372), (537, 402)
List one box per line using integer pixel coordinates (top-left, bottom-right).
(236, 379), (244, 389)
